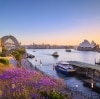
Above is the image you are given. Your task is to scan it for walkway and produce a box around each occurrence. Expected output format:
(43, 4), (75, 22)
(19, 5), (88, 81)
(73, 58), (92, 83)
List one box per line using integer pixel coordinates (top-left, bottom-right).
(10, 58), (34, 69)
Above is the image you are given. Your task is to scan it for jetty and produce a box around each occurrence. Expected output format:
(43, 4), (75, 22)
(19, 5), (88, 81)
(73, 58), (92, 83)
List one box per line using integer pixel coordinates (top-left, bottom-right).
(68, 61), (100, 93)
(68, 61), (100, 81)
(68, 61), (100, 72)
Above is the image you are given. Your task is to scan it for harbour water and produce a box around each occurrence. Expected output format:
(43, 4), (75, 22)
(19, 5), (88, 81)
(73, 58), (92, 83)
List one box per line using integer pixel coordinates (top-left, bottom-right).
(26, 49), (100, 98)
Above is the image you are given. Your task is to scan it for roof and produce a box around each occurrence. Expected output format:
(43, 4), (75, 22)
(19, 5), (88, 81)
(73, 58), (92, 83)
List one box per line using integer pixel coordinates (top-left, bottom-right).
(58, 61), (69, 65)
(79, 40), (96, 48)
(68, 61), (100, 72)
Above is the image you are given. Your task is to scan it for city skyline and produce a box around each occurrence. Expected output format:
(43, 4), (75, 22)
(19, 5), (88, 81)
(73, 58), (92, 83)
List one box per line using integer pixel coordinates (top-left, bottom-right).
(0, 0), (100, 45)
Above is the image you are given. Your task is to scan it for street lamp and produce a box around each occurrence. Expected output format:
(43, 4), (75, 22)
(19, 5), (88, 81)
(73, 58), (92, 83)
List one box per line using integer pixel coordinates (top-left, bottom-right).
(75, 84), (78, 94)
(91, 82), (94, 99)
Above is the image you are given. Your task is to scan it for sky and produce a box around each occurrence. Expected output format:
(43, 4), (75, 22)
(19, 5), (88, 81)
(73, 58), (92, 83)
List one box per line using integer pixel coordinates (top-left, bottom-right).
(0, 0), (100, 45)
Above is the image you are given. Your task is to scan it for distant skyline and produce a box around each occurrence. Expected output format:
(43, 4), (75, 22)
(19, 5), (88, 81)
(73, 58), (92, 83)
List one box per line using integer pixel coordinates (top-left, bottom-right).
(0, 0), (100, 45)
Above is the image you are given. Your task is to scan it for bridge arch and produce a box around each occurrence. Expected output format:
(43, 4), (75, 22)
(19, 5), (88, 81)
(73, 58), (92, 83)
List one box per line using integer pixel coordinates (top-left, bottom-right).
(1, 35), (19, 50)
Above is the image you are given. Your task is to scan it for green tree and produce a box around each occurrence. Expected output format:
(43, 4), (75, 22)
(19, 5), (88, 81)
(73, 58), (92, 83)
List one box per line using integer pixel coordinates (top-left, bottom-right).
(12, 48), (26, 68)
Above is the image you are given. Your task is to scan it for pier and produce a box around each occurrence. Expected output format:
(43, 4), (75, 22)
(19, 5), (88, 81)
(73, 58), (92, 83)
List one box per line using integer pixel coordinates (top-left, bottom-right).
(68, 61), (100, 79)
(68, 61), (100, 72)
(68, 61), (100, 93)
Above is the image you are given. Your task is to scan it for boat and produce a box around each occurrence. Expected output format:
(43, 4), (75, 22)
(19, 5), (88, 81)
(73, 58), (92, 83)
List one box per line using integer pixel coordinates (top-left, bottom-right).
(55, 61), (76, 76)
(65, 49), (71, 52)
(27, 53), (35, 58)
(52, 52), (59, 57)
(95, 59), (100, 65)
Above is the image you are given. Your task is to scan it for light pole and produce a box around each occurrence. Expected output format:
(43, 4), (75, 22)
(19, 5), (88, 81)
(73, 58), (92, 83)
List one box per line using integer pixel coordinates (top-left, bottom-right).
(75, 84), (78, 94)
(91, 82), (94, 99)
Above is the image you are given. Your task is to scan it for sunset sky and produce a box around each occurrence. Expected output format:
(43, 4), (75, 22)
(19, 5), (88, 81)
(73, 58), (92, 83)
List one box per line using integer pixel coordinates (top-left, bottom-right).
(0, 0), (100, 45)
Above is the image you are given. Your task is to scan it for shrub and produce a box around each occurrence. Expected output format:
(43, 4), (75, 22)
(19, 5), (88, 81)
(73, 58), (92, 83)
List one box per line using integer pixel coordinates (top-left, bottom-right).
(0, 58), (9, 65)
(40, 90), (67, 99)
(0, 68), (70, 99)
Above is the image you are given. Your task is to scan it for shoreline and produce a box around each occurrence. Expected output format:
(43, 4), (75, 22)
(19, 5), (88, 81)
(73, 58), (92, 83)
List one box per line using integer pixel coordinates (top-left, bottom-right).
(2, 57), (100, 99)
(26, 59), (97, 99)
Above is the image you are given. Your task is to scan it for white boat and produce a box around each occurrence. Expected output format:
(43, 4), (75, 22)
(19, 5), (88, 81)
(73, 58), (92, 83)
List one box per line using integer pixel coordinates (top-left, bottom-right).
(95, 59), (100, 65)
(52, 52), (59, 57)
(55, 61), (76, 76)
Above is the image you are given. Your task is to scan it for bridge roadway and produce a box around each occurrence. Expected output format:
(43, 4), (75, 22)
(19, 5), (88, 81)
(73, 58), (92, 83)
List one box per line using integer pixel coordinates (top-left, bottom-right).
(68, 61), (100, 72)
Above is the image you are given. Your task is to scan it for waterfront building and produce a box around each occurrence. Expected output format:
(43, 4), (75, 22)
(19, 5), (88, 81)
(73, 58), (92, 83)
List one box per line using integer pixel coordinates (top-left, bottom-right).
(77, 39), (97, 51)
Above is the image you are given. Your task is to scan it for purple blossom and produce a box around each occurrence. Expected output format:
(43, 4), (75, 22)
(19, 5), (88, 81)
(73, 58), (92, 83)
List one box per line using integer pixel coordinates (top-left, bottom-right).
(0, 68), (65, 98)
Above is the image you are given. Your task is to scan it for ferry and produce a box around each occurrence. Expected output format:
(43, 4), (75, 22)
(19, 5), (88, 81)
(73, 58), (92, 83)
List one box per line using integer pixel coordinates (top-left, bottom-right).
(55, 61), (76, 76)
(52, 52), (59, 57)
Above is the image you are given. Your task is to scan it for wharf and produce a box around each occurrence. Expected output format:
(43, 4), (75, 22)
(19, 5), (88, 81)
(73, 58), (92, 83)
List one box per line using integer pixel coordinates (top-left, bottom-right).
(68, 61), (100, 72)
(68, 61), (100, 93)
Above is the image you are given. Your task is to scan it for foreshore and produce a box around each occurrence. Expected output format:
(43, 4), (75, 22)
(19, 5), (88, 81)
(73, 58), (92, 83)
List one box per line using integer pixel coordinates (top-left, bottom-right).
(9, 57), (100, 99)
(27, 59), (97, 99)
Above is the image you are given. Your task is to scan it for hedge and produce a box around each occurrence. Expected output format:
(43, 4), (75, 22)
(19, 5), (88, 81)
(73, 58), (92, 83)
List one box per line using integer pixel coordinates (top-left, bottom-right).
(0, 58), (9, 65)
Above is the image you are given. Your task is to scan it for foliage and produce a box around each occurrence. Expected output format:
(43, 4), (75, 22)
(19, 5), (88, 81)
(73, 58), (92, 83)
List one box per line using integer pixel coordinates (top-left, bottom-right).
(0, 68), (68, 99)
(0, 58), (9, 65)
(0, 63), (10, 74)
(0, 46), (7, 57)
(12, 48), (26, 67)
(0, 52), (6, 57)
(40, 90), (68, 99)
(18, 48), (26, 56)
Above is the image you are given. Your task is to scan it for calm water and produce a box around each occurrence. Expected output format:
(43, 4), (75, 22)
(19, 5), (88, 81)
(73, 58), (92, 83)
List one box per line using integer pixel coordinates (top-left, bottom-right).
(26, 49), (100, 96)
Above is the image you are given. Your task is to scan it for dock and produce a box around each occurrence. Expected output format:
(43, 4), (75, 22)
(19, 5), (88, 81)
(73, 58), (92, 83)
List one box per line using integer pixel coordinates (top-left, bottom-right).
(68, 61), (100, 72)
(68, 61), (100, 93)
(68, 60), (100, 81)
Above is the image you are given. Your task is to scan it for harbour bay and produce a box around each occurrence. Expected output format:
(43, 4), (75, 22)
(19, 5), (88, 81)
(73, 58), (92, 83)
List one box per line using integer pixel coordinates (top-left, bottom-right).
(26, 49), (100, 98)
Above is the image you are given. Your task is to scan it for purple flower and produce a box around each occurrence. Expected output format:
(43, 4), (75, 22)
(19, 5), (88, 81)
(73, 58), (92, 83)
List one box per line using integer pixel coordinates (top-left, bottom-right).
(0, 68), (65, 98)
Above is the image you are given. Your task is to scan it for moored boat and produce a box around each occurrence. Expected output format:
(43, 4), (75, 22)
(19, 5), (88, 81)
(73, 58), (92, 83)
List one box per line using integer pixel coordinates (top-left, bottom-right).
(27, 53), (35, 58)
(95, 62), (100, 65)
(65, 49), (71, 52)
(95, 59), (100, 65)
(55, 61), (76, 76)
(52, 52), (59, 57)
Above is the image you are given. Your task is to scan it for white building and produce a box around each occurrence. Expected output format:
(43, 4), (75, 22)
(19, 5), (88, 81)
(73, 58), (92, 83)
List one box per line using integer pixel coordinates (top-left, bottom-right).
(77, 39), (96, 51)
